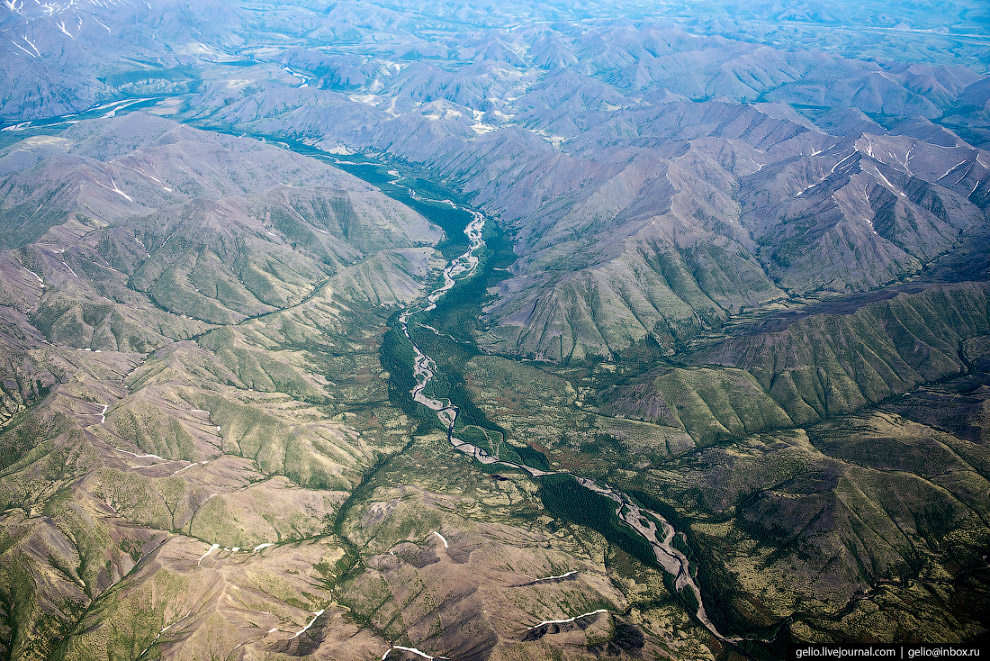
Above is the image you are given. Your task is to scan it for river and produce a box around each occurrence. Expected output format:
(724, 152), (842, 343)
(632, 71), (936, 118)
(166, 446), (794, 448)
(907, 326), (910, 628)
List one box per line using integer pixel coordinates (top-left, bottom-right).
(1, 98), (753, 654)
(387, 174), (744, 645)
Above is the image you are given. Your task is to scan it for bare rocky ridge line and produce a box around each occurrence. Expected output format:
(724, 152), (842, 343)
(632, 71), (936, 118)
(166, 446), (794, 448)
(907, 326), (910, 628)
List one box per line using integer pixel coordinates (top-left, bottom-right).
(392, 180), (748, 645)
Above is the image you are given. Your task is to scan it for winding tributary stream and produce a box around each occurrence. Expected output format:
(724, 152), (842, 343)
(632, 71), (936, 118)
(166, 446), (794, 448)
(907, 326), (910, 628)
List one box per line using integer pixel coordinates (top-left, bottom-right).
(387, 175), (744, 645)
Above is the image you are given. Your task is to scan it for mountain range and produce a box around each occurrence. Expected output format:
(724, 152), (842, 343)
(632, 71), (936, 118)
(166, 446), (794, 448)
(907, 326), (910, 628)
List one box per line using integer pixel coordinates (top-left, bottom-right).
(1, 0), (989, 659)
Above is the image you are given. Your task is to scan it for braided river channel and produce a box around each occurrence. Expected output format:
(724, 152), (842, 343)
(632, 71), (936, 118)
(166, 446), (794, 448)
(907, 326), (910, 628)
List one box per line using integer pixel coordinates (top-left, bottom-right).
(384, 172), (746, 646)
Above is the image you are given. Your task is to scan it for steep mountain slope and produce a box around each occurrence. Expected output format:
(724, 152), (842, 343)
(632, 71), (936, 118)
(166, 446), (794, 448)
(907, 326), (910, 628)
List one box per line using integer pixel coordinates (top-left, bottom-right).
(458, 282), (990, 642)
(0, 114), (443, 659)
(144, 18), (989, 362)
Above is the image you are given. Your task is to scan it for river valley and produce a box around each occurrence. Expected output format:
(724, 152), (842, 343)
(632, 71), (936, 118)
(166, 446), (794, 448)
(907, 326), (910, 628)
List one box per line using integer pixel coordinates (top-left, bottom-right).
(380, 167), (750, 647)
